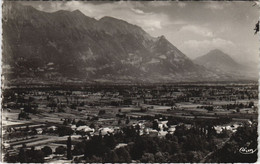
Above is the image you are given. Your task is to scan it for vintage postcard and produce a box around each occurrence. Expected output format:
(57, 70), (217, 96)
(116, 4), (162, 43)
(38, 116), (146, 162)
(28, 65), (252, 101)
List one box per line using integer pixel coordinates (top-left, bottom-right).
(1, 1), (259, 163)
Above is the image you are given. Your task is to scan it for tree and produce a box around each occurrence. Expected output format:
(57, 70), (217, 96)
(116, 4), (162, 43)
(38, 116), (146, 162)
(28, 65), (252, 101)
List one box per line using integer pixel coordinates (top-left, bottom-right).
(76, 120), (86, 127)
(73, 157), (82, 163)
(152, 120), (159, 131)
(254, 21), (259, 35)
(41, 146), (52, 156)
(63, 119), (69, 125)
(248, 101), (254, 108)
(154, 152), (165, 163)
(126, 118), (130, 124)
(174, 124), (187, 139)
(98, 110), (106, 115)
(140, 153), (155, 163)
(171, 140), (181, 154)
(55, 146), (66, 154)
(84, 135), (109, 158)
(118, 119), (122, 125)
(67, 136), (72, 160)
(4, 152), (17, 163)
(186, 151), (203, 162)
(57, 126), (73, 136)
(18, 147), (27, 163)
(115, 147), (131, 163)
(106, 151), (119, 163)
(29, 150), (45, 163)
(131, 136), (146, 159)
(236, 108), (240, 113)
(104, 135), (116, 149)
(72, 142), (86, 155)
(90, 123), (95, 129)
(18, 111), (30, 120)
(85, 155), (103, 162)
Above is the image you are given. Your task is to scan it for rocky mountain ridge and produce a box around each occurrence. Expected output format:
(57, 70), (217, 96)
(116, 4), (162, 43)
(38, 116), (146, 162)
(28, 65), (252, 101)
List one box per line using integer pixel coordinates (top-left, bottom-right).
(2, 2), (256, 84)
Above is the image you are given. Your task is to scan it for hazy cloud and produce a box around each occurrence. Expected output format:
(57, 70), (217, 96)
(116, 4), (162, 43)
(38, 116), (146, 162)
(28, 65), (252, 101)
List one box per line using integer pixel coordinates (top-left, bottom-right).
(180, 25), (214, 37)
(131, 8), (145, 14)
(146, 1), (171, 7)
(29, 1), (170, 33)
(205, 2), (227, 10)
(183, 38), (234, 49)
(177, 2), (186, 8)
(181, 38), (235, 59)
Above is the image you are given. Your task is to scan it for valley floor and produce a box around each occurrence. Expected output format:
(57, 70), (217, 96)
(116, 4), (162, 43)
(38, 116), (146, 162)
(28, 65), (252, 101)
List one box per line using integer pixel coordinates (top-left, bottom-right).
(2, 82), (258, 163)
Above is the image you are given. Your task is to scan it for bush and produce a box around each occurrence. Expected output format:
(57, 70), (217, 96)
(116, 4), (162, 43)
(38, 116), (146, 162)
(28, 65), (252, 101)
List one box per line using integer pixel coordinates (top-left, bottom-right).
(57, 126), (74, 136)
(18, 111), (31, 120)
(55, 146), (66, 154)
(28, 150), (45, 163)
(98, 110), (106, 115)
(76, 120), (86, 127)
(141, 153), (154, 163)
(72, 142), (85, 155)
(41, 146), (52, 156)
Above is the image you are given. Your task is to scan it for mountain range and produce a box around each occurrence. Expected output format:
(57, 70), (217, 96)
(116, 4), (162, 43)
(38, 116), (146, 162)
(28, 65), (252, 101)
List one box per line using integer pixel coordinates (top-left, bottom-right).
(194, 49), (258, 80)
(2, 2), (257, 84)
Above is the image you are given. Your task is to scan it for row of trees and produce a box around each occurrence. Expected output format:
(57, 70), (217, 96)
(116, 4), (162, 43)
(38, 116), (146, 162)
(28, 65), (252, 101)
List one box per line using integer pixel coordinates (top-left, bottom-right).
(5, 137), (71, 163)
(222, 101), (255, 110)
(57, 120), (234, 162)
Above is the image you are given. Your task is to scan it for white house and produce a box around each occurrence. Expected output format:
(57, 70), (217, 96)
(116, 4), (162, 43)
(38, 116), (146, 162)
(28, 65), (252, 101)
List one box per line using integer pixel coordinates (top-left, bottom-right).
(98, 127), (114, 136)
(76, 126), (95, 134)
(35, 128), (43, 134)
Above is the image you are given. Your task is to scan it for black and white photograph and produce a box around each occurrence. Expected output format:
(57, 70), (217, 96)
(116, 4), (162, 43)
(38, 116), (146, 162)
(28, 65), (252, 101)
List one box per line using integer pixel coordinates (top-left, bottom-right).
(1, 0), (259, 163)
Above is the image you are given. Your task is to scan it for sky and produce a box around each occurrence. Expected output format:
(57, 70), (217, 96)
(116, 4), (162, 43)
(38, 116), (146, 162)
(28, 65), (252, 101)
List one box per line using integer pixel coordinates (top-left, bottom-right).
(20, 1), (259, 65)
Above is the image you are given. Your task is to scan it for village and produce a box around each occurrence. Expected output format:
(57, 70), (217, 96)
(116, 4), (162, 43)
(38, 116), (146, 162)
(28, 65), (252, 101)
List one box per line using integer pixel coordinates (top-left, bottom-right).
(2, 82), (258, 162)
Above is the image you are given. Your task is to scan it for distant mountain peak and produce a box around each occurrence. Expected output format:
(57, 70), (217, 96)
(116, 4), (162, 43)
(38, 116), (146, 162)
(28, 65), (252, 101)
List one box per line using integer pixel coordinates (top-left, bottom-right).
(209, 49), (223, 53)
(72, 9), (81, 13)
(159, 35), (166, 39)
(72, 9), (85, 16)
(156, 35), (168, 43)
(53, 9), (88, 19)
(99, 16), (129, 24)
(207, 49), (227, 56)
(195, 49), (236, 62)
(99, 16), (142, 31)
(193, 49), (252, 77)
(203, 49), (235, 62)
(53, 9), (70, 14)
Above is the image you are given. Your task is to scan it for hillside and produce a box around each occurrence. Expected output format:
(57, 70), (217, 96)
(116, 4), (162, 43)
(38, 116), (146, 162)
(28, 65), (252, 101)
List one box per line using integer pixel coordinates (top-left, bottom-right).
(194, 49), (257, 79)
